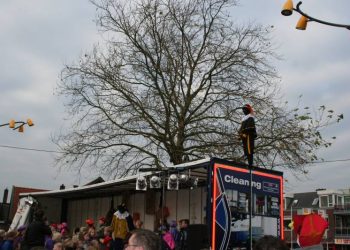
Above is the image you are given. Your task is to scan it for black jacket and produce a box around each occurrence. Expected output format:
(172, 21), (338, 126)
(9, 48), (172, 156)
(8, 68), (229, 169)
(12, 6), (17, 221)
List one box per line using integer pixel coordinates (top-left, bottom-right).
(239, 116), (257, 155)
(24, 220), (52, 248)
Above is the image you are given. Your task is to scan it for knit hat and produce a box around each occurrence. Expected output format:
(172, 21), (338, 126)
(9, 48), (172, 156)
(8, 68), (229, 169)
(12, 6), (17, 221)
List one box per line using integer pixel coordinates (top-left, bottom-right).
(86, 218), (94, 225)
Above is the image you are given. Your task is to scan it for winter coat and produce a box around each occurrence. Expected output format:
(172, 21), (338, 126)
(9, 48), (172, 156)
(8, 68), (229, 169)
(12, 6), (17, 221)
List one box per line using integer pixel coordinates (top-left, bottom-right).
(162, 232), (175, 250)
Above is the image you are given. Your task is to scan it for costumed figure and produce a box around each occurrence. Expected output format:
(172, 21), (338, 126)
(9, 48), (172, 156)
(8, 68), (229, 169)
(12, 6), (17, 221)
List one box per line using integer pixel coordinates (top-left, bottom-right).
(239, 104), (257, 167)
(110, 203), (134, 250)
(290, 213), (328, 249)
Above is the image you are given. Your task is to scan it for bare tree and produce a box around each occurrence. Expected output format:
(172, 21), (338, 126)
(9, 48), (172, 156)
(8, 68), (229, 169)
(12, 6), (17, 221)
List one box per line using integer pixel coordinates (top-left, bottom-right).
(55, 0), (342, 178)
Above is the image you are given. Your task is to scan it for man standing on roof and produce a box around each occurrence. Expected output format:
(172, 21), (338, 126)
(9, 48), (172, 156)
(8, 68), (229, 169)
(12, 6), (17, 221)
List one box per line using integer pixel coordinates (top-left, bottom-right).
(239, 104), (257, 167)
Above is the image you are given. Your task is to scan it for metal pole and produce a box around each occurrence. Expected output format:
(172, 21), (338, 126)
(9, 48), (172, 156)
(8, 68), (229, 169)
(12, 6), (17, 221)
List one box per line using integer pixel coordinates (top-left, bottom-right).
(162, 173), (165, 223)
(290, 206), (293, 250)
(249, 167), (253, 250)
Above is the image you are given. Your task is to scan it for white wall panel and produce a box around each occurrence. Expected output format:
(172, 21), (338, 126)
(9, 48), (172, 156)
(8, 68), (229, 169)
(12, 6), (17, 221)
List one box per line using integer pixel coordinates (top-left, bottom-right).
(165, 190), (178, 224)
(189, 188), (202, 224)
(176, 189), (190, 222)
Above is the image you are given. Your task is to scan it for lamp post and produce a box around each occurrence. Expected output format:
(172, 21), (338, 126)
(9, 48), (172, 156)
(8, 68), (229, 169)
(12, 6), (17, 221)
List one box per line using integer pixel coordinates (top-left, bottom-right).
(290, 199), (298, 249)
(281, 0), (350, 30)
(249, 167), (253, 250)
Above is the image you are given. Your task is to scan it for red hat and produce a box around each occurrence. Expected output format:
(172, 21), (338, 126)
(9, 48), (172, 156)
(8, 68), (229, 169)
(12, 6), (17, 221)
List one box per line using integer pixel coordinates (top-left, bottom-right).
(86, 218), (94, 225)
(104, 236), (112, 244)
(99, 217), (106, 223)
(244, 104), (253, 113)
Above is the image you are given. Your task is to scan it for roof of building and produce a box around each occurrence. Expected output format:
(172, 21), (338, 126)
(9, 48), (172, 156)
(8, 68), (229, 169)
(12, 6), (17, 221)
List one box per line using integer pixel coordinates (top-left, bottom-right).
(84, 177), (105, 186)
(19, 157), (284, 200)
(20, 158), (211, 199)
(291, 192), (319, 209)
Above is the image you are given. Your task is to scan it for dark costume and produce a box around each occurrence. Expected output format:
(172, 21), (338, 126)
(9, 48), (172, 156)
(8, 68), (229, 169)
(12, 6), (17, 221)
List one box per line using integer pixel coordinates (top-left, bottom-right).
(239, 104), (257, 167)
(22, 210), (51, 250)
(176, 227), (188, 250)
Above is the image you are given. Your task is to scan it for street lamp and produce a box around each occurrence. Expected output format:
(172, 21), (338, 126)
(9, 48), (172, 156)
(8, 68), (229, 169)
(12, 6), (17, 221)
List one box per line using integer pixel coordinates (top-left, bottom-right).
(281, 1), (350, 30)
(0, 119), (34, 132)
(290, 199), (298, 249)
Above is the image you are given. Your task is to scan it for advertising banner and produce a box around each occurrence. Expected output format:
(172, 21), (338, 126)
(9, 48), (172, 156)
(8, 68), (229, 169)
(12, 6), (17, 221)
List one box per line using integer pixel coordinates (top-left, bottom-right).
(210, 162), (283, 250)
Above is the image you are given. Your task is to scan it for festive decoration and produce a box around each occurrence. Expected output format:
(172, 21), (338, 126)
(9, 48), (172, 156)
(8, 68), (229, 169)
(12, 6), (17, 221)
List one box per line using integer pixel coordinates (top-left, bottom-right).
(292, 214), (328, 247)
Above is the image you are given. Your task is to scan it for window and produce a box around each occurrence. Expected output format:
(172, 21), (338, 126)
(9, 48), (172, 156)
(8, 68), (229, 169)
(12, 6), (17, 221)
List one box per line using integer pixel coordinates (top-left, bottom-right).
(238, 192), (248, 213)
(312, 198), (319, 206)
(337, 196), (342, 205)
(320, 196), (328, 207)
(284, 198), (291, 210)
(344, 196), (350, 206)
(319, 195), (335, 207)
(256, 195), (265, 214)
(227, 189), (238, 207)
(328, 195), (333, 207)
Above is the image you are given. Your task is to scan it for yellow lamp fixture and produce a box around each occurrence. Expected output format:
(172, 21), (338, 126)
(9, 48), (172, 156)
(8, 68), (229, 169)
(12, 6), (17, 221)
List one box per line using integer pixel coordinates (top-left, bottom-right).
(281, 1), (350, 31)
(9, 119), (15, 128)
(27, 118), (34, 126)
(296, 15), (308, 30)
(281, 0), (293, 16)
(18, 125), (24, 133)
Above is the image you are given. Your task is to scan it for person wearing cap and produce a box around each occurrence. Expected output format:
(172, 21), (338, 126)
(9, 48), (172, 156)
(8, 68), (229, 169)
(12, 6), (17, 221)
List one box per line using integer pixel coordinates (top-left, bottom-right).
(239, 104), (257, 167)
(86, 218), (95, 229)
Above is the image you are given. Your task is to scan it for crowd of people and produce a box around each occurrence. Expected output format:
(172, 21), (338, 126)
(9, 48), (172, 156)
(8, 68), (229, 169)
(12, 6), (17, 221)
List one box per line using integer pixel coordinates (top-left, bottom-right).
(0, 208), (190, 250)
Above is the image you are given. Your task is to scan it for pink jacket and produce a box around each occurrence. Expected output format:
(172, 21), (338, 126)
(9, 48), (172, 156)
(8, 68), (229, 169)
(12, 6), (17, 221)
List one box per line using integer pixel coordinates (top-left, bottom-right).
(163, 231), (175, 250)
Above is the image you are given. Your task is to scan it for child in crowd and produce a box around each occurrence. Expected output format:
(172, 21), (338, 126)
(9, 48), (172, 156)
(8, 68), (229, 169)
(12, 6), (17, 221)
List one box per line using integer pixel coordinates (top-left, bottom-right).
(134, 219), (143, 229)
(85, 219), (95, 230)
(169, 221), (179, 243)
(160, 224), (175, 250)
(88, 228), (96, 241)
(52, 242), (62, 250)
(99, 227), (112, 250)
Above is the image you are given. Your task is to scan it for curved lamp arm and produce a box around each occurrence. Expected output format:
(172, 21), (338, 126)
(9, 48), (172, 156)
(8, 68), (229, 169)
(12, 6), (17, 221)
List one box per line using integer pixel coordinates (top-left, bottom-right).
(295, 1), (350, 30)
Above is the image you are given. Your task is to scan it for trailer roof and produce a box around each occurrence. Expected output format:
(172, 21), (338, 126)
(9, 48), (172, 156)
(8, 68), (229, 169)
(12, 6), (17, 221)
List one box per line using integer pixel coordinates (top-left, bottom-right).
(20, 158), (211, 199)
(20, 157), (283, 199)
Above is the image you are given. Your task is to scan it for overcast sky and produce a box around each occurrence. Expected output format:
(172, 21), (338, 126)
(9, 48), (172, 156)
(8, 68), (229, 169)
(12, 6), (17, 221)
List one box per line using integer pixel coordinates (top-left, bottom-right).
(1, 0), (349, 201)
